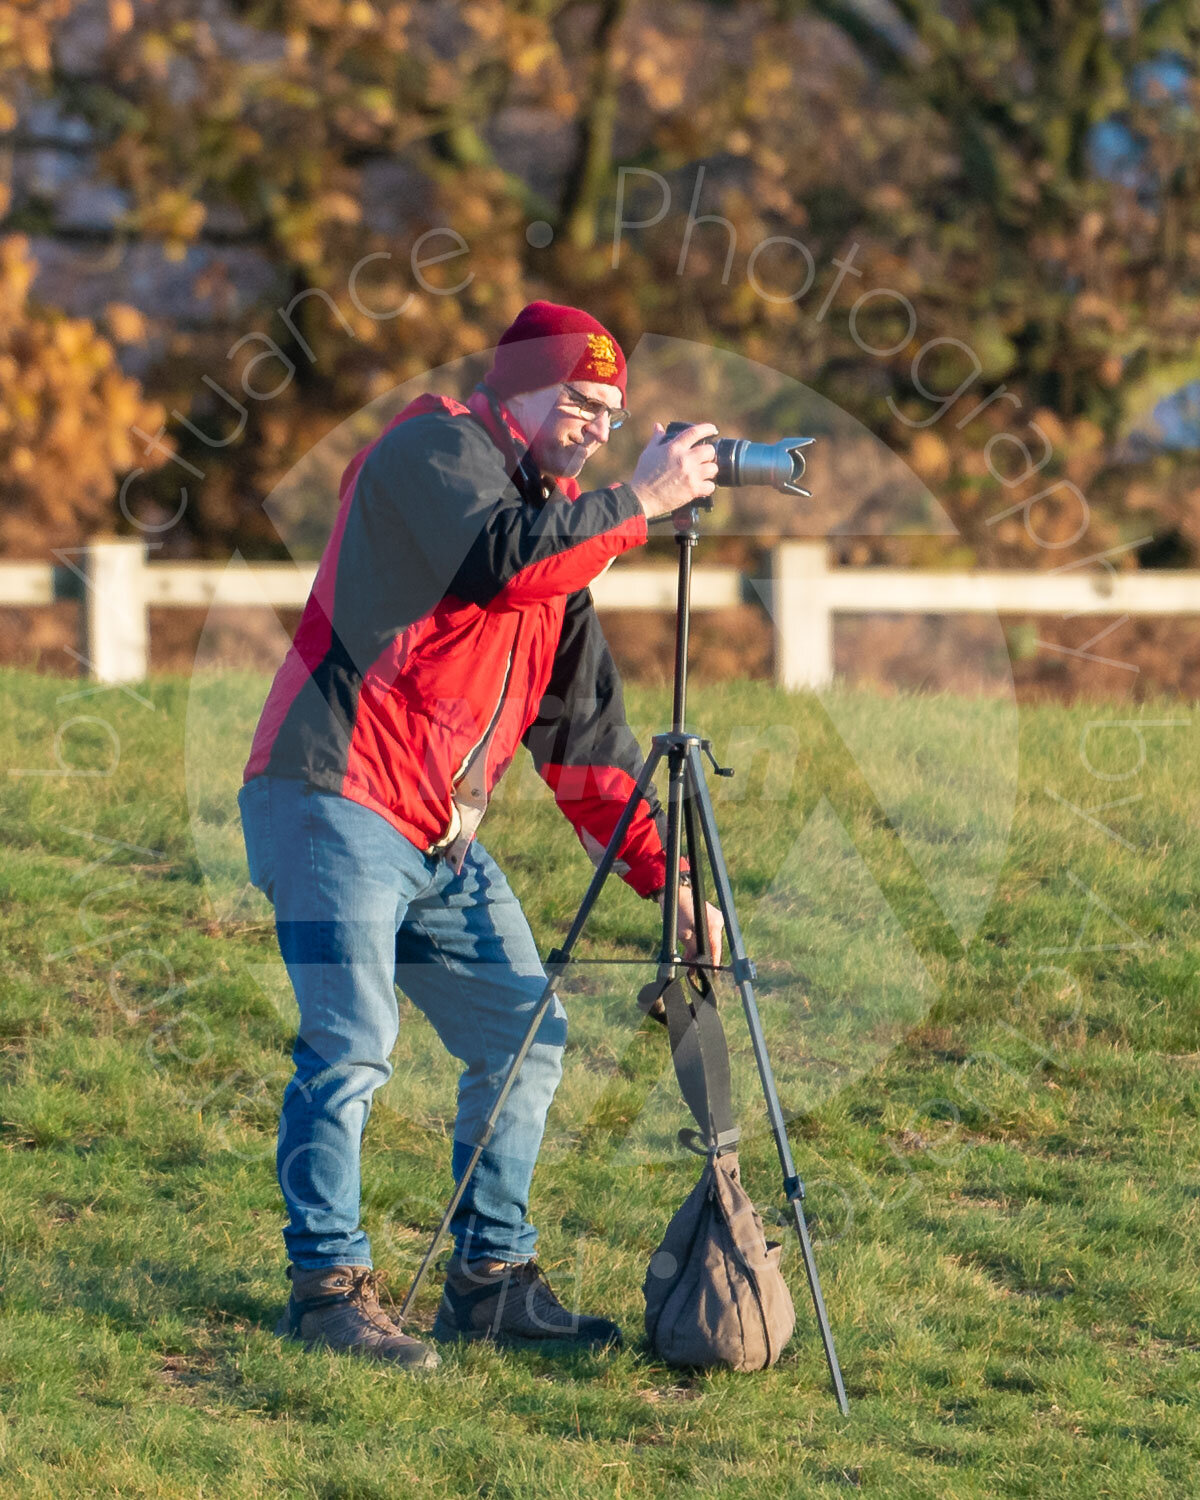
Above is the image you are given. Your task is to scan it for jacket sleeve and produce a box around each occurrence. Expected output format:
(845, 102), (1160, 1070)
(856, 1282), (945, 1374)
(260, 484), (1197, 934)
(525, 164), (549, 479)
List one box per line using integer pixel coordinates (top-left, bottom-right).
(521, 588), (676, 900)
(351, 411), (647, 615)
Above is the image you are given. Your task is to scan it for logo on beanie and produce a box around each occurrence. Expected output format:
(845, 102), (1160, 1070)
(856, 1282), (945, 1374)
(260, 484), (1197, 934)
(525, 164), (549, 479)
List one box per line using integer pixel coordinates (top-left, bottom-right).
(586, 332), (618, 378)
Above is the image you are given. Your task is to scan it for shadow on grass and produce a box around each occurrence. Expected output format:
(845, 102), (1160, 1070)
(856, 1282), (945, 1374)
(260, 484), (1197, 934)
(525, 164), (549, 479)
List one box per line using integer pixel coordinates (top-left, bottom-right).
(41, 1253), (275, 1334)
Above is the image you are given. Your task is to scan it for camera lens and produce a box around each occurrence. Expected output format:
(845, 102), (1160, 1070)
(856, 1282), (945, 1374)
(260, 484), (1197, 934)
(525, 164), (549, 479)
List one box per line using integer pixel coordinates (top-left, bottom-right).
(664, 422), (812, 496)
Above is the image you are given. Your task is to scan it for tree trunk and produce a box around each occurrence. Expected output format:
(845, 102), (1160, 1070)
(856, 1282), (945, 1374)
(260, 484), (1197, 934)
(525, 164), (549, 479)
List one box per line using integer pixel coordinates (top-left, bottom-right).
(560, 0), (629, 252)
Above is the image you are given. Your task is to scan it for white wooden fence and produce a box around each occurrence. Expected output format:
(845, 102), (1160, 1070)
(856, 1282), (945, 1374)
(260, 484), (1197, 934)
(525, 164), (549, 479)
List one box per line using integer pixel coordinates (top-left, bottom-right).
(4, 536), (1199, 689)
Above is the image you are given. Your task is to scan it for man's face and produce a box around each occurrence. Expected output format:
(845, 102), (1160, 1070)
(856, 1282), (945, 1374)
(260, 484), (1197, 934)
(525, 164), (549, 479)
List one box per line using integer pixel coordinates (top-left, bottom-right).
(515, 380), (627, 481)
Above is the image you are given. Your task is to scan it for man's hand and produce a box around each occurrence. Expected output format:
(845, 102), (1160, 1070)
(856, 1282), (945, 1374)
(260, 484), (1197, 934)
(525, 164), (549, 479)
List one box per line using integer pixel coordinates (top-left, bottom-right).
(654, 881), (724, 970)
(630, 422), (719, 519)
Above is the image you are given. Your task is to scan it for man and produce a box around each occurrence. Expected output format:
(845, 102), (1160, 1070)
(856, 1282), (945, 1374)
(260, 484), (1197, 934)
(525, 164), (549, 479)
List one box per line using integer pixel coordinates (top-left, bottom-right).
(237, 300), (724, 1370)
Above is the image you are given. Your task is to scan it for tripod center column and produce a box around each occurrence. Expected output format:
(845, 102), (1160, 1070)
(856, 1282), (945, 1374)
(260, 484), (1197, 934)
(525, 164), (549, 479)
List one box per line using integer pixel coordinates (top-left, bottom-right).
(671, 506), (701, 734)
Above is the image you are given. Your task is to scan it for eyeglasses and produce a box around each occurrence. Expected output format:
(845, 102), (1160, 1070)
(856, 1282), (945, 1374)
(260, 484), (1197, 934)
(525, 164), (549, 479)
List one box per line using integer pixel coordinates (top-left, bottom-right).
(557, 382), (630, 431)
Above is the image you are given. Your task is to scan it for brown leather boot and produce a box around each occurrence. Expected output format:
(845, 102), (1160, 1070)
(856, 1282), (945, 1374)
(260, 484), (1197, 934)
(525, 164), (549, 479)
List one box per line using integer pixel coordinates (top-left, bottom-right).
(432, 1257), (622, 1350)
(275, 1264), (440, 1370)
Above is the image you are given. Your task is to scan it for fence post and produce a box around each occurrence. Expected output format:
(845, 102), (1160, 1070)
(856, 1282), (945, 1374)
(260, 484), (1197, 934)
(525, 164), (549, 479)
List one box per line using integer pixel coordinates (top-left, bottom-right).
(772, 541), (833, 691)
(84, 536), (149, 683)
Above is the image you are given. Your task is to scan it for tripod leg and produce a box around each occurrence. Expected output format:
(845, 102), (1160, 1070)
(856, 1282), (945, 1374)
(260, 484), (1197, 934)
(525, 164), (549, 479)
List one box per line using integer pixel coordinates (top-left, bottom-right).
(680, 753), (713, 972)
(683, 744), (850, 1415)
(399, 743), (668, 1320)
(657, 737), (688, 970)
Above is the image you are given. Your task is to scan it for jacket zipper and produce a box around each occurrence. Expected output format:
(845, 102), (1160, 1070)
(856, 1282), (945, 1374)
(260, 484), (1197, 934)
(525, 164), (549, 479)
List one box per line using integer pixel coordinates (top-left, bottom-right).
(452, 641), (515, 790)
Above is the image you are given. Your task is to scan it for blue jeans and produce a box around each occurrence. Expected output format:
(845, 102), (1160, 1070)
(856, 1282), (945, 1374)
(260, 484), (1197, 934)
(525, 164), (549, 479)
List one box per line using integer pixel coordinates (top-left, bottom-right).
(236, 775), (566, 1271)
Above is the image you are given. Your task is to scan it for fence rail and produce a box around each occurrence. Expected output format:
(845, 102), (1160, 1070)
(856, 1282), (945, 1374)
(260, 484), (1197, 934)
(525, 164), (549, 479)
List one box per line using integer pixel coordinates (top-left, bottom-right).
(3, 537), (1199, 689)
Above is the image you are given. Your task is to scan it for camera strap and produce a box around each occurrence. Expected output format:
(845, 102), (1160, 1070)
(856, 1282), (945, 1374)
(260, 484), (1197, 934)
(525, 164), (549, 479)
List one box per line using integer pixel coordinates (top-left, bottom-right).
(468, 381), (548, 507)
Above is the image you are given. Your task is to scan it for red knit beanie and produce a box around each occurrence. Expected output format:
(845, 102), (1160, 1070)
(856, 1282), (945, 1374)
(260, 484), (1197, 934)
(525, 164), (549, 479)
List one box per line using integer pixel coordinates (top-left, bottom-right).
(485, 300), (627, 401)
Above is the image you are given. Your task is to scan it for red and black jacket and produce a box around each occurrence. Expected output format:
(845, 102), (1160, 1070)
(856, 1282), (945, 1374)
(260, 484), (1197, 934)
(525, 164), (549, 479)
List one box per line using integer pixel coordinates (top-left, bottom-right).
(244, 384), (673, 897)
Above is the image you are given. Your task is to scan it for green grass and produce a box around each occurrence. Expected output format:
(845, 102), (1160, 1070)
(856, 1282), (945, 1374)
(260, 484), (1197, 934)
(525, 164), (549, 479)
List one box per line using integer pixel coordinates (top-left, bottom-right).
(1, 666), (1198, 1498)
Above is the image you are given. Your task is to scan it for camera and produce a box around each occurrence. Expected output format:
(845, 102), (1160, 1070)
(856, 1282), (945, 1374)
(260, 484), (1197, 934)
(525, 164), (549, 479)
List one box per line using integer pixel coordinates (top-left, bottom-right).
(665, 421), (813, 501)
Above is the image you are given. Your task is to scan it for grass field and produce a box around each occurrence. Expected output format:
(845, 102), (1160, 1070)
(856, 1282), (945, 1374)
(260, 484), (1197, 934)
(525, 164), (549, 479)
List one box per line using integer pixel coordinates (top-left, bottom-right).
(1, 666), (1197, 1498)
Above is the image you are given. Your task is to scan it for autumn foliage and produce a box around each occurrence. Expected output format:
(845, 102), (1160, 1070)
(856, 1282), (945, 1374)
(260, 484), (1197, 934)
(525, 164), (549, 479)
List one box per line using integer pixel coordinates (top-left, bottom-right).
(0, 235), (167, 558)
(2, 1), (1200, 638)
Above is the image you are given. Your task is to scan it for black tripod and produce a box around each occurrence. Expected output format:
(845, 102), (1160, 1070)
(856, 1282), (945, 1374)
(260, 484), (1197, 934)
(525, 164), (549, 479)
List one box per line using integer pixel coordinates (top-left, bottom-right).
(400, 502), (849, 1414)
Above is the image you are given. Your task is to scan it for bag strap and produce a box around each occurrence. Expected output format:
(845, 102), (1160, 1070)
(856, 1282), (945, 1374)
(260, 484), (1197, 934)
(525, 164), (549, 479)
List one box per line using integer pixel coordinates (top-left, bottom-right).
(660, 969), (740, 1158)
